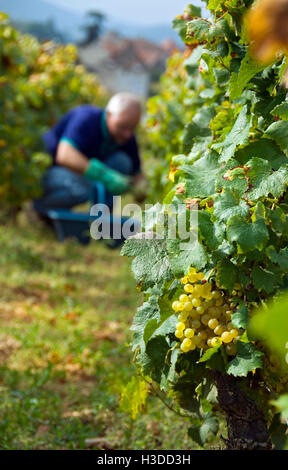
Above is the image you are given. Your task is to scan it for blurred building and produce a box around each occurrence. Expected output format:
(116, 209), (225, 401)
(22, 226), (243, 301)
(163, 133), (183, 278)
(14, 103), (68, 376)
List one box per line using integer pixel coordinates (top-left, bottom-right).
(78, 32), (178, 99)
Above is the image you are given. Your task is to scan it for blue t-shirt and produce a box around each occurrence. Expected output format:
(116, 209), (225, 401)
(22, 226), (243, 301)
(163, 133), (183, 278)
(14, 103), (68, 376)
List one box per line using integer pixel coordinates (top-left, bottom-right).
(43, 105), (141, 175)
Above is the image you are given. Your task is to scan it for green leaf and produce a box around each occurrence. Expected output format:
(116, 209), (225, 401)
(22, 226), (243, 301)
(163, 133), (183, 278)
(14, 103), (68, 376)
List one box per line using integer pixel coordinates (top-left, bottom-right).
(251, 265), (278, 294)
(247, 164), (288, 201)
(167, 238), (208, 277)
(139, 336), (170, 384)
(229, 53), (266, 100)
(198, 211), (225, 250)
(269, 413), (288, 450)
(198, 345), (221, 363)
(212, 106), (251, 163)
(215, 259), (237, 291)
(188, 414), (219, 447)
(131, 291), (161, 353)
(180, 151), (222, 198)
(265, 121), (288, 154)
(249, 291), (288, 364)
(271, 102), (288, 120)
(182, 121), (211, 154)
(231, 302), (248, 329)
(121, 237), (172, 290)
(227, 215), (269, 252)
(213, 189), (249, 223)
(271, 396), (288, 421)
(227, 342), (264, 377)
(266, 246), (288, 271)
(236, 139), (287, 171)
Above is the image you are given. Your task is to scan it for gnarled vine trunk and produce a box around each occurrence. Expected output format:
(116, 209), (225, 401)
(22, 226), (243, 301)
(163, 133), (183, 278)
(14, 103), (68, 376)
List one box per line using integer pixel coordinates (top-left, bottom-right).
(212, 371), (272, 450)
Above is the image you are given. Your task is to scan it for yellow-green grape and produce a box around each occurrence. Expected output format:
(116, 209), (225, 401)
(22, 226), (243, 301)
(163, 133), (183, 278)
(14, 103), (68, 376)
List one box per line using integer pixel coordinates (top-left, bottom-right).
(215, 297), (223, 306)
(211, 290), (221, 300)
(175, 329), (184, 339)
(184, 284), (194, 294)
(197, 330), (208, 341)
(189, 267), (197, 274)
(184, 328), (195, 339)
(208, 318), (219, 330)
(221, 331), (233, 343)
(232, 290), (237, 296)
(208, 307), (220, 317)
(214, 324), (225, 336)
(172, 301), (180, 311)
(201, 314), (210, 326)
(182, 338), (193, 350)
(188, 273), (197, 283)
(177, 302), (185, 312)
(180, 344), (190, 353)
(190, 309), (199, 319)
(230, 329), (239, 339)
(178, 313), (188, 322)
(176, 322), (185, 331)
(226, 343), (237, 356)
(191, 298), (201, 307)
(211, 337), (222, 347)
(196, 306), (205, 315)
(226, 322), (234, 331)
(183, 302), (193, 312)
(234, 283), (241, 290)
(181, 276), (188, 284)
(179, 294), (189, 303)
(204, 299), (213, 308)
(191, 319), (201, 329)
(197, 272), (205, 280)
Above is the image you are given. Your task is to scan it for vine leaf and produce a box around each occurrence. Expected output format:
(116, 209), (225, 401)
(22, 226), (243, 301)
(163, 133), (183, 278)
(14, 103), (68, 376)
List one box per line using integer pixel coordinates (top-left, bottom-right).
(167, 239), (208, 276)
(121, 237), (172, 290)
(226, 215), (269, 252)
(265, 121), (288, 154)
(213, 189), (249, 223)
(247, 164), (288, 201)
(231, 302), (248, 329)
(215, 259), (237, 291)
(180, 150), (222, 198)
(227, 342), (264, 377)
(212, 106), (251, 163)
(251, 265), (278, 294)
(188, 414), (219, 447)
(229, 53), (266, 100)
(249, 291), (288, 364)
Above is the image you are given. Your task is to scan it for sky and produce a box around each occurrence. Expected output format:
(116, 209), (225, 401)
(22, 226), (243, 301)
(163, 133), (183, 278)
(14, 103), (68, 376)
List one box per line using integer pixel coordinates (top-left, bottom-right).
(46, 0), (205, 25)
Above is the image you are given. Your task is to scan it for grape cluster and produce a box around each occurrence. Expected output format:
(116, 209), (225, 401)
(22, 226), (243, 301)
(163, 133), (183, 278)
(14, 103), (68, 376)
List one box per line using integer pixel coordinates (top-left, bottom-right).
(173, 267), (242, 354)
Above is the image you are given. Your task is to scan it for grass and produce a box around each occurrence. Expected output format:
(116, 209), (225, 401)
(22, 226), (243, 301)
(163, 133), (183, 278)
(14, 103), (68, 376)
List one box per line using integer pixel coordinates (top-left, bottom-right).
(0, 211), (197, 450)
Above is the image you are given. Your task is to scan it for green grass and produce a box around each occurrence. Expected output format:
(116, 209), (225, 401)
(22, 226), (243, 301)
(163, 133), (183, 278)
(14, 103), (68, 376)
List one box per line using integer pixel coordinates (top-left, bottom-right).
(0, 213), (197, 450)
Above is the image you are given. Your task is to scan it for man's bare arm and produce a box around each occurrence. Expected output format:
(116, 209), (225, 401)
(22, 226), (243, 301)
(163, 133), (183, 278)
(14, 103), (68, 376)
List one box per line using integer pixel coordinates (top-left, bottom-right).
(55, 141), (89, 173)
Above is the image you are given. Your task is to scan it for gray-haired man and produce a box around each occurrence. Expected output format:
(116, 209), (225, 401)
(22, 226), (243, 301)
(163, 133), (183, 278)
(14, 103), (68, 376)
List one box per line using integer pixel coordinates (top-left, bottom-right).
(33, 92), (147, 215)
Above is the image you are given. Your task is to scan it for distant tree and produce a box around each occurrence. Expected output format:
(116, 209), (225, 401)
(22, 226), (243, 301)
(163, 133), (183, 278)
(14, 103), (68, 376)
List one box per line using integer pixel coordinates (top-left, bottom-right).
(79, 10), (106, 46)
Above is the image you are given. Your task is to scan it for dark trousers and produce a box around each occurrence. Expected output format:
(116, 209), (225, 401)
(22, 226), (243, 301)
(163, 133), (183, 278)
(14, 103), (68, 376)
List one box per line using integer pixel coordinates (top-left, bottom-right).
(33, 152), (133, 213)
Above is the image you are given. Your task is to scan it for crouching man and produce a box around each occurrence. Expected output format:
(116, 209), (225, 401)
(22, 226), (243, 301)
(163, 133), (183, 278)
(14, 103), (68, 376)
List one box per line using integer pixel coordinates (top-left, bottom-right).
(33, 92), (147, 216)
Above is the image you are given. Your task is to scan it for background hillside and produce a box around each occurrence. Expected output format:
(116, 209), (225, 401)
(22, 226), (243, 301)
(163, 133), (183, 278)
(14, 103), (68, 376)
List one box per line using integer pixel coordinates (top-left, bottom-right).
(0, 0), (183, 45)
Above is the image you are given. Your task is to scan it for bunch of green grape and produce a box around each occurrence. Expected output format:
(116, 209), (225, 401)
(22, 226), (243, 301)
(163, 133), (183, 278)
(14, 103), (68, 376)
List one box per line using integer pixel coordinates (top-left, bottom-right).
(173, 267), (242, 354)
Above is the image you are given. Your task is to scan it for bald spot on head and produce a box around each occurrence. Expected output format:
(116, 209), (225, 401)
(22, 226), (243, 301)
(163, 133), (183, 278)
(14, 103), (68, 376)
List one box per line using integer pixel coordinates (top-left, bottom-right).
(106, 94), (142, 145)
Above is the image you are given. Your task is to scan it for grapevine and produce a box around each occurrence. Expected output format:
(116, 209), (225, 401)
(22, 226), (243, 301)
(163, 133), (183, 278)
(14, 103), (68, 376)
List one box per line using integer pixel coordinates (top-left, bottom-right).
(0, 12), (107, 212)
(123, 0), (288, 450)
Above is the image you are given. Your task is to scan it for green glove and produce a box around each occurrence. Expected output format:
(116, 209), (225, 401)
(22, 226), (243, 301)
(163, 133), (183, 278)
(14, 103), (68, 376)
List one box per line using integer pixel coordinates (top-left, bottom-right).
(84, 158), (131, 195)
